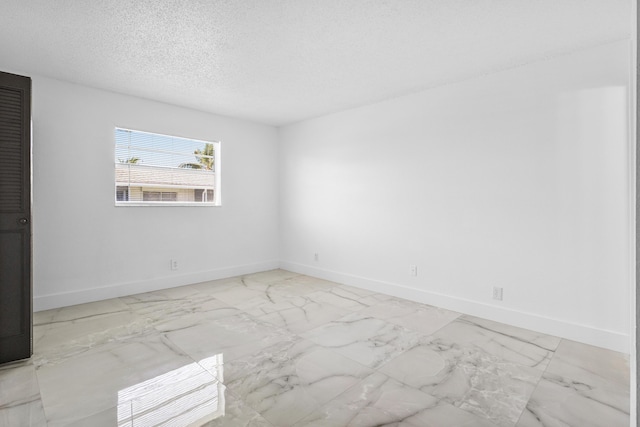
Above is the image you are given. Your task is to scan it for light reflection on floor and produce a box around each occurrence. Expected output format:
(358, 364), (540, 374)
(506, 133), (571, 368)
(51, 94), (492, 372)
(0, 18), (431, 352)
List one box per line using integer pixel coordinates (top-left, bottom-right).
(117, 354), (225, 426)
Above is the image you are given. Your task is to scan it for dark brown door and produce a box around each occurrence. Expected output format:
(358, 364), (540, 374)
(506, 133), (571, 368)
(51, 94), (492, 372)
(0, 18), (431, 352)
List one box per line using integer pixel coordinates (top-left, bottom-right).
(0, 71), (32, 364)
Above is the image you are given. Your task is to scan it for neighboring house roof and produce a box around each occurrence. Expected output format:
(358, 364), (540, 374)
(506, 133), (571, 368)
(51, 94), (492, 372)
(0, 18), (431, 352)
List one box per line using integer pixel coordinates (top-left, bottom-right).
(115, 163), (215, 189)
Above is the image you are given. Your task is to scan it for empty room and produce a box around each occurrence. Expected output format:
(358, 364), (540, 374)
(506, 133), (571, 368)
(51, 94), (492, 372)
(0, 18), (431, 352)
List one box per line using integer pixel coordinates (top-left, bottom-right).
(0, 1), (636, 426)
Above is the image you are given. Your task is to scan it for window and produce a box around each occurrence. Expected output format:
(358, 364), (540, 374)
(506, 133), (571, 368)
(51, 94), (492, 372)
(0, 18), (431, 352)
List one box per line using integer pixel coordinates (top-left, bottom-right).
(194, 189), (214, 202)
(115, 128), (220, 206)
(143, 191), (177, 202)
(116, 186), (129, 201)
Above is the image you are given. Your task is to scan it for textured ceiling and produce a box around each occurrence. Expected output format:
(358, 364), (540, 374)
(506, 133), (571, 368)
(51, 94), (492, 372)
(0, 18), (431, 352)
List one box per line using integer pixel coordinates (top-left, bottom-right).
(0, 0), (631, 125)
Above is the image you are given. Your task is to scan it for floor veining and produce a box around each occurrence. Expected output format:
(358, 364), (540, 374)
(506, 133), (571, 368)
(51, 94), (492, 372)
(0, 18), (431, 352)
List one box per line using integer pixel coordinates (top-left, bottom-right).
(0, 270), (630, 426)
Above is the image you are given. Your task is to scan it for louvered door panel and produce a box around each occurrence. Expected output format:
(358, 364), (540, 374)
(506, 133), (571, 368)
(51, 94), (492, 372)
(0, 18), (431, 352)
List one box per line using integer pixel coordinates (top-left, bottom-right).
(0, 87), (24, 212)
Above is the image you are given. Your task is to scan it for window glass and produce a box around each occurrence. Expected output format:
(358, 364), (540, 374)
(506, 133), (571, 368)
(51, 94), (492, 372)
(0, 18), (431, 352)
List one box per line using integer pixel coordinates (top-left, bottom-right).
(115, 128), (220, 206)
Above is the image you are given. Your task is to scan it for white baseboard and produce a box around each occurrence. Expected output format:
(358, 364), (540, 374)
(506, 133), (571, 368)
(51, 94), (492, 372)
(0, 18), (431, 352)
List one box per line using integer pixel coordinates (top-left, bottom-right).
(33, 260), (280, 312)
(280, 261), (629, 354)
(34, 259), (629, 353)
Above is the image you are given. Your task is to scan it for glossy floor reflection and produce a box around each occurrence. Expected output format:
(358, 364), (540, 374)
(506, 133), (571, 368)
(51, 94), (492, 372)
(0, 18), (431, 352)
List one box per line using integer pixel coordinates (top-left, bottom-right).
(0, 270), (630, 427)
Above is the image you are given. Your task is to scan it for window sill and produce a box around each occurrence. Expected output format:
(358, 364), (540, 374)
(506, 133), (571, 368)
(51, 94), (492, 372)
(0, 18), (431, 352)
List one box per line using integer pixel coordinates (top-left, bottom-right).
(115, 202), (221, 207)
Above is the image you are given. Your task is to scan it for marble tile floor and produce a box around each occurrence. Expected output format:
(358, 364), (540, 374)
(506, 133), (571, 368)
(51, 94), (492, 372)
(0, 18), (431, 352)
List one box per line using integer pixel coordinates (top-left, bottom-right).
(0, 269), (630, 427)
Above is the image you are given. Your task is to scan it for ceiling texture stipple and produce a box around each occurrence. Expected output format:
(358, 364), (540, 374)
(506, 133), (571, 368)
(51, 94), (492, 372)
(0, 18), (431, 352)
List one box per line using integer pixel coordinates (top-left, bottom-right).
(0, 0), (632, 125)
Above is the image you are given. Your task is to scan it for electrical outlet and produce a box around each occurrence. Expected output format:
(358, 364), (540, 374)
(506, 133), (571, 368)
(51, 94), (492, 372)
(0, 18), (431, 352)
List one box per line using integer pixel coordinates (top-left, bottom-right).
(314, 253), (319, 262)
(171, 259), (178, 271)
(409, 265), (418, 276)
(492, 286), (503, 301)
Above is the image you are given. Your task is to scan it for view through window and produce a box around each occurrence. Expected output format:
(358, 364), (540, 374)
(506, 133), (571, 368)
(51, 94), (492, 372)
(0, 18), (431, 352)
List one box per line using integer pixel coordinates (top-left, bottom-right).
(115, 128), (220, 205)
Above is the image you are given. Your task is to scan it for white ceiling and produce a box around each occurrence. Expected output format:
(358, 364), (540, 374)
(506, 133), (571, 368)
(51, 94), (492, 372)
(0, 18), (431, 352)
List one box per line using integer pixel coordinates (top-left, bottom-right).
(0, 1), (631, 126)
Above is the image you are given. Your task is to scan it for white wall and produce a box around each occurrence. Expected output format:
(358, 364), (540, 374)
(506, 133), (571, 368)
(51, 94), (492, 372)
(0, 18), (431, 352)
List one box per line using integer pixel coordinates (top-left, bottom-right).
(279, 41), (632, 352)
(32, 76), (280, 310)
(24, 40), (633, 352)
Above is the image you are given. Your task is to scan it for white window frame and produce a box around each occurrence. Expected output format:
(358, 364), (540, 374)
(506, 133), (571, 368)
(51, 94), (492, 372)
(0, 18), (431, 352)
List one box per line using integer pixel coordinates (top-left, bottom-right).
(114, 128), (221, 207)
